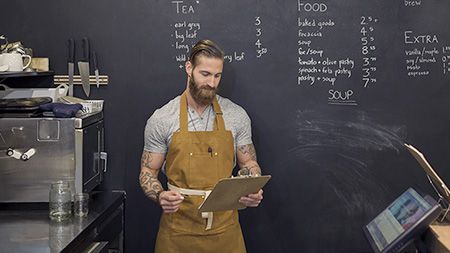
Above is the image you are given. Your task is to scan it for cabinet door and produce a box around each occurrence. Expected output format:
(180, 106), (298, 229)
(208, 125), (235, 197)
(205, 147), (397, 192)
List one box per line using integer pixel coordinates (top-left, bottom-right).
(77, 120), (104, 192)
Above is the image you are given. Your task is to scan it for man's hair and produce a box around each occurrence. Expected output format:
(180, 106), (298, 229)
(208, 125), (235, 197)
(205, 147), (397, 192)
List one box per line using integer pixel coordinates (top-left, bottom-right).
(189, 39), (224, 66)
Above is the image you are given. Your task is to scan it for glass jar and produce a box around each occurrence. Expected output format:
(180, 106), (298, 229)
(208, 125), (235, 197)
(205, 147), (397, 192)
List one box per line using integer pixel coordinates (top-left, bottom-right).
(73, 193), (89, 217)
(49, 181), (72, 221)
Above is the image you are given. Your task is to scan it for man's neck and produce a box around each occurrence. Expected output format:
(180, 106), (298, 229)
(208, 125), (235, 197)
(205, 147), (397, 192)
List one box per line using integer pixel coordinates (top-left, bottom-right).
(185, 90), (210, 116)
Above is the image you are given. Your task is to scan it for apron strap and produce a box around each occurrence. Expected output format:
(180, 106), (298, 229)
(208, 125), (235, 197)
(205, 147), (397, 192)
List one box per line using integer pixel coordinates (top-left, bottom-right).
(212, 97), (225, 131)
(179, 92), (189, 133)
(180, 91), (225, 132)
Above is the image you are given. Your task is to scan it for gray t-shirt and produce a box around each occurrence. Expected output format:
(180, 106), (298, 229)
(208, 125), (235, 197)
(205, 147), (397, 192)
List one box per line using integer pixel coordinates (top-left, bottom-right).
(144, 94), (253, 154)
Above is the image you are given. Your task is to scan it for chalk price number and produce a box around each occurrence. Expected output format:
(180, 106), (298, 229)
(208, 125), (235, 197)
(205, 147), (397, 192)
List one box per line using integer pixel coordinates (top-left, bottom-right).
(255, 17), (268, 58)
(361, 16), (378, 88)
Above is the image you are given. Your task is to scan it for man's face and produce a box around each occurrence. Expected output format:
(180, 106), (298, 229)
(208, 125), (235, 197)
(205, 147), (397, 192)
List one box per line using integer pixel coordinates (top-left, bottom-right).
(186, 55), (224, 106)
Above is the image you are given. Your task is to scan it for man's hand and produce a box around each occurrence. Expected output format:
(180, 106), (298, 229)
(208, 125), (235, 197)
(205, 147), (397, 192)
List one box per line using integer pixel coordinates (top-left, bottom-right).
(159, 190), (184, 213)
(239, 189), (263, 207)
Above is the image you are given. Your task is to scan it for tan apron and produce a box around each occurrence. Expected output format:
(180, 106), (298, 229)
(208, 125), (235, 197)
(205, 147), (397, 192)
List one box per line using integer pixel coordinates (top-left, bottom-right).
(155, 92), (246, 253)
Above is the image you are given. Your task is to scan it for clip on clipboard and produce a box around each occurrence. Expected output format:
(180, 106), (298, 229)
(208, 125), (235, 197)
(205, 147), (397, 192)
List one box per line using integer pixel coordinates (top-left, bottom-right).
(198, 175), (271, 212)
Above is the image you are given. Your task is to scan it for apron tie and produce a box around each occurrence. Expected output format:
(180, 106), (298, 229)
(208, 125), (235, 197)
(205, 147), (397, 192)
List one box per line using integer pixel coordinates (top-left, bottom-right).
(168, 183), (214, 230)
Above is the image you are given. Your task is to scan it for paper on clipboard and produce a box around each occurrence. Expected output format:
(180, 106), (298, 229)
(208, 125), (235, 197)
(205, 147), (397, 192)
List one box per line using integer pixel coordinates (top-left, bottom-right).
(404, 143), (450, 202)
(198, 175), (271, 212)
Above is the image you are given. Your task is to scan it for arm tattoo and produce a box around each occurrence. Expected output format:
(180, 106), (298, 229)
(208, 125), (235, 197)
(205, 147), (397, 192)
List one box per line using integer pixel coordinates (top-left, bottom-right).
(141, 151), (153, 169)
(238, 144), (257, 161)
(246, 165), (262, 177)
(140, 152), (163, 202)
(140, 170), (163, 202)
(238, 144), (261, 176)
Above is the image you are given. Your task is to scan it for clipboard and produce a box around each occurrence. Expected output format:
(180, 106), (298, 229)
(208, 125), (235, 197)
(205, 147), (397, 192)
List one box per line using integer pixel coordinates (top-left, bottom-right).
(198, 175), (271, 212)
(404, 143), (450, 202)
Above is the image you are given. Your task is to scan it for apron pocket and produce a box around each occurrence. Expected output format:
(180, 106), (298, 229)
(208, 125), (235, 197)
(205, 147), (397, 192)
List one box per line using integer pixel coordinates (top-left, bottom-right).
(167, 197), (238, 234)
(166, 197), (202, 233)
(188, 152), (219, 188)
(211, 210), (237, 231)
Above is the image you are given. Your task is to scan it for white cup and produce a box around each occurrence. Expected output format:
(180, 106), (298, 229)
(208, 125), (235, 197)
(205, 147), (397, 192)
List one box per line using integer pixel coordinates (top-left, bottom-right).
(0, 53), (32, 72)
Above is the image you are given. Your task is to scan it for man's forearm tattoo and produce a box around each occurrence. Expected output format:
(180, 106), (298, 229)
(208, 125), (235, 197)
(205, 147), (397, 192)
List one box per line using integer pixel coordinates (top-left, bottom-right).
(140, 170), (163, 202)
(238, 144), (257, 161)
(238, 144), (261, 176)
(140, 153), (163, 202)
(246, 165), (262, 176)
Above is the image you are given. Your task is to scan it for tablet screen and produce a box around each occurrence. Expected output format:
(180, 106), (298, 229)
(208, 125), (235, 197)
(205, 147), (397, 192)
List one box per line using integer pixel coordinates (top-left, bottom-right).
(364, 188), (441, 253)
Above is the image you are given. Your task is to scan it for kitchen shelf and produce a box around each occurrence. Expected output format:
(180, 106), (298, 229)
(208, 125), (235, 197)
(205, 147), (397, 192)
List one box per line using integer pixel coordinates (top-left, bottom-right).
(0, 71), (54, 79)
(0, 71), (55, 88)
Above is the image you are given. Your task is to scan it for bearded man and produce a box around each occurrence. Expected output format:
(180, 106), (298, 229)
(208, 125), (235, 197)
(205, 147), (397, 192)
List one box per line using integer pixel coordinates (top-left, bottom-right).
(140, 39), (263, 253)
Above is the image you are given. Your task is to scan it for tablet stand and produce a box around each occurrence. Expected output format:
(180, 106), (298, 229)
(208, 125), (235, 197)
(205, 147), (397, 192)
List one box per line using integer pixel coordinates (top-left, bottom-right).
(426, 175), (450, 222)
(413, 234), (428, 253)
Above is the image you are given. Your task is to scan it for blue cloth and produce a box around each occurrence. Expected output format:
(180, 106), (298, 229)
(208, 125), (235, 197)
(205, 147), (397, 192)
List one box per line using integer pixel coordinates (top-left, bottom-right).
(39, 103), (82, 118)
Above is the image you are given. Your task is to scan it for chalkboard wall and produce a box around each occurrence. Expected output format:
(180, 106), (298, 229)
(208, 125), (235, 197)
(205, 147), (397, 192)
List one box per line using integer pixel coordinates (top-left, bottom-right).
(2, 0), (450, 252)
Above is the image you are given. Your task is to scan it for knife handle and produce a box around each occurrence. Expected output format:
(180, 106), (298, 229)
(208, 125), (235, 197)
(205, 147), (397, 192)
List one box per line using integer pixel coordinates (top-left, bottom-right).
(93, 51), (98, 70)
(82, 37), (90, 62)
(68, 39), (75, 63)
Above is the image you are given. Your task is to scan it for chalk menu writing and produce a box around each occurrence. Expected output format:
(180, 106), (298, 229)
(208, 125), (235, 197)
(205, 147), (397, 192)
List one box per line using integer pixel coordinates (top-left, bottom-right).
(442, 46), (450, 75)
(404, 30), (450, 77)
(404, 0), (422, 7)
(169, 0), (450, 102)
(170, 0), (251, 69)
(255, 16), (268, 58)
(171, 0), (201, 69)
(360, 16), (378, 88)
(296, 1), (357, 106)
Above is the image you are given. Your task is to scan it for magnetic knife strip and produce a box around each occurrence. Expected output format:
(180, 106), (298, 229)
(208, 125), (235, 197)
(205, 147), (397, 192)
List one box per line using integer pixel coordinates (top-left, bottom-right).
(54, 75), (109, 86)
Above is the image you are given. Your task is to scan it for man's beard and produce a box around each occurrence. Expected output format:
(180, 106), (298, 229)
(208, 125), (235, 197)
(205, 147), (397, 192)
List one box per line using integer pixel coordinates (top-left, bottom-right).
(188, 74), (218, 106)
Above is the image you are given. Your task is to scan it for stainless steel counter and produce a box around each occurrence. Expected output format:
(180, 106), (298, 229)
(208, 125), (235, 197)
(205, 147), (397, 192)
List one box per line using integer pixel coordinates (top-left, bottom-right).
(0, 191), (125, 253)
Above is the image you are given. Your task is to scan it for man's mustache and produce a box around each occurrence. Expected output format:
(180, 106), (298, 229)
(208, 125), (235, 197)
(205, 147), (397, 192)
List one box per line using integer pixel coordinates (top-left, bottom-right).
(200, 85), (216, 91)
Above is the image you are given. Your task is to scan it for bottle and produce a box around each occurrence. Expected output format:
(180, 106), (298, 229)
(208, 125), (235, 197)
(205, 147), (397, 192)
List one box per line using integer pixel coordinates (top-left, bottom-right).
(49, 181), (72, 221)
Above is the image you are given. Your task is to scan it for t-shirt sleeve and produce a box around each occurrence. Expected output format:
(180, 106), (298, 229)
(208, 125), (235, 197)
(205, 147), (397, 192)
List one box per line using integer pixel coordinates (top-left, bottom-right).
(235, 109), (253, 147)
(144, 111), (168, 154)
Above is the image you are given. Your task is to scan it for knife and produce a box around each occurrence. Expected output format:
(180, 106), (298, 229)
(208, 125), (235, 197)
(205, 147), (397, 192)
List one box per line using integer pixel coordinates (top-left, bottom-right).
(78, 37), (90, 97)
(93, 51), (100, 88)
(67, 39), (75, 96)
